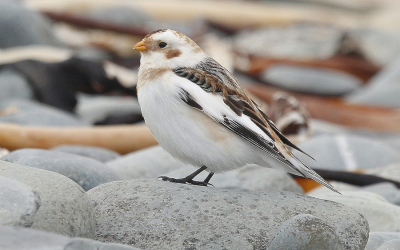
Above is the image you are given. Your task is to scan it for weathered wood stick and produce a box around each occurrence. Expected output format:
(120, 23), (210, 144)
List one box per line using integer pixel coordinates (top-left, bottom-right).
(0, 123), (157, 154)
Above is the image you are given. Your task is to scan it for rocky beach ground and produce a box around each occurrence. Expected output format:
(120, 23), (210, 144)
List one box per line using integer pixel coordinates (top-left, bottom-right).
(2, 0), (400, 249)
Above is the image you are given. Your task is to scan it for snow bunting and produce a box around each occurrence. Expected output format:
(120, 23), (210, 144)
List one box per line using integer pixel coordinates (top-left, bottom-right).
(134, 29), (339, 193)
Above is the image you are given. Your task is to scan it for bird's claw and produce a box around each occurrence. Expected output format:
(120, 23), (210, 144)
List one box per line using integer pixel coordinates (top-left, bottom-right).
(158, 176), (213, 187)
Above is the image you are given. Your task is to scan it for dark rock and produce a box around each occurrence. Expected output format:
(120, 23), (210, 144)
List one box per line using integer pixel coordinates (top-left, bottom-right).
(51, 145), (120, 163)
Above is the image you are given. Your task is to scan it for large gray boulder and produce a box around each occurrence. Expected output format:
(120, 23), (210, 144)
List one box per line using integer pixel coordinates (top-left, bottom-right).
(87, 179), (369, 250)
(0, 160), (95, 238)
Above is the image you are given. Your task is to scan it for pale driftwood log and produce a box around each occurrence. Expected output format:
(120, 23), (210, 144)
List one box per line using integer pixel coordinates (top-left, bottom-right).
(0, 123), (157, 154)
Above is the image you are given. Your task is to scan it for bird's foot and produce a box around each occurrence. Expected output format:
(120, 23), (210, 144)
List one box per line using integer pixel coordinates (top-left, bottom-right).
(158, 176), (213, 187)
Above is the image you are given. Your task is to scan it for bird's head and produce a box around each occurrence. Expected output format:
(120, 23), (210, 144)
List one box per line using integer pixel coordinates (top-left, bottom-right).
(134, 29), (205, 69)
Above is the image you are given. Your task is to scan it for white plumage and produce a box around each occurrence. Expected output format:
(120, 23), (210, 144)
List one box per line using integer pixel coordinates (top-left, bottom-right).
(135, 29), (339, 193)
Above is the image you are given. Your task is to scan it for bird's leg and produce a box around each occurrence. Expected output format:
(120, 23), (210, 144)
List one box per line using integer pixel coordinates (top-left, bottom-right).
(158, 166), (214, 186)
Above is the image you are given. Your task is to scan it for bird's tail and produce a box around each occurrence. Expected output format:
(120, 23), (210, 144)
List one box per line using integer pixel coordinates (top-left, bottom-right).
(262, 151), (341, 194)
(287, 153), (341, 194)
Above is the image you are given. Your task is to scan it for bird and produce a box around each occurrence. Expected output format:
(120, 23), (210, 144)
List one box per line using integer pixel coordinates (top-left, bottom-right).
(134, 29), (339, 193)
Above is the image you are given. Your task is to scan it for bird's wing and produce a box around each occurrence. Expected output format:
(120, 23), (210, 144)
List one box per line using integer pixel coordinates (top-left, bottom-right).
(173, 59), (307, 175)
(174, 60), (340, 193)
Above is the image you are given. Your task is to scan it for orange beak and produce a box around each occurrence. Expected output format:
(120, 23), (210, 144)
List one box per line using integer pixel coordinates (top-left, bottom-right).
(134, 41), (147, 52)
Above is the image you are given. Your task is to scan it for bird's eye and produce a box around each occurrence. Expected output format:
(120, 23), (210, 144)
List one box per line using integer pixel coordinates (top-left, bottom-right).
(159, 42), (167, 48)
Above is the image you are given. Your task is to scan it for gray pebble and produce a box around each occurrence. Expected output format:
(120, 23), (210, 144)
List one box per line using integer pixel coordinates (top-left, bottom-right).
(261, 64), (362, 96)
(106, 146), (187, 180)
(311, 191), (400, 232)
(0, 98), (89, 127)
(0, 0), (61, 48)
(362, 182), (400, 206)
(365, 233), (400, 250)
(51, 145), (120, 163)
(76, 94), (141, 124)
(86, 6), (152, 26)
(0, 161), (95, 237)
(0, 226), (142, 250)
(376, 239), (400, 250)
(0, 176), (40, 227)
(268, 214), (343, 250)
(0, 69), (34, 100)
(294, 134), (400, 171)
(234, 23), (342, 60)
(2, 149), (121, 191)
(87, 179), (369, 250)
(347, 55), (400, 107)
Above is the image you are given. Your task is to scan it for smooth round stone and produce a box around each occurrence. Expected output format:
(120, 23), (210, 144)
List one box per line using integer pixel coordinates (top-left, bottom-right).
(346, 55), (400, 107)
(346, 85), (400, 108)
(365, 233), (400, 250)
(261, 65), (362, 95)
(87, 179), (369, 250)
(76, 94), (141, 124)
(0, 1), (61, 48)
(163, 164), (303, 193)
(311, 191), (400, 232)
(293, 134), (400, 171)
(86, 6), (152, 26)
(362, 182), (400, 206)
(234, 23), (342, 60)
(0, 69), (34, 100)
(268, 214), (343, 250)
(0, 176), (40, 227)
(0, 99), (89, 126)
(347, 29), (400, 66)
(106, 146), (188, 180)
(0, 161), (95, 237)
(0, 226), (143, 250)
(51, 145), (120, 163)
(376, 239), (400, 250)
(2, 149), (120, 191)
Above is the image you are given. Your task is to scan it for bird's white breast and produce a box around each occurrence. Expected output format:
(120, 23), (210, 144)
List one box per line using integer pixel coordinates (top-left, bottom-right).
(137, 71), (263, 173)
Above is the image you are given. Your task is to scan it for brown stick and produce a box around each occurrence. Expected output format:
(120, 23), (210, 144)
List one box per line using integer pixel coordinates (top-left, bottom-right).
(42, 11), (150, 36)
(0, 123), (157, 154)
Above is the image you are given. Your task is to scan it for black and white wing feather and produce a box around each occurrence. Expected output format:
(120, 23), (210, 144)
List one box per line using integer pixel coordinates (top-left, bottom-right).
(174, 57), (339, 193)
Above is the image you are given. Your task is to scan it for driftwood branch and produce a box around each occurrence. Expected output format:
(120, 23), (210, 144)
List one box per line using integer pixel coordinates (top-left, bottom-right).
(0, 123), (157, 154)
(42, 10), (150, 36)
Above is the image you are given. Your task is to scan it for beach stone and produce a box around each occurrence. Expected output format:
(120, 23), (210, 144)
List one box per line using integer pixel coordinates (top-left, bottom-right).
(76, 94), (141, 124)
(347, 55), (400, 107)
(2, 148), (121, 191)
(311, 191), (400, 232)
(347, 29), (400, 66)
(376, 240), (400, 250)
(0, 161), (95, 237)
(87, 179), (369, 250)
(0, 98), (89, 126)
(261, 64), (362, 96)
(366, 233), (400, 250)
(51, 145), (120, 163)
(0, 0), (61, 48)
(86, 6), (152, 26)
(362, 182), (400, 206)
(163, 164), (304, 193)
(0, 176), (40, 227)
(0, 69), (34, 100)
(106, 146), (187, 180)
(234, 23), (342, 60)
(0, 226), (143, 250)
(267, 214), (342, 250)
(293, 134), (400, 171)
